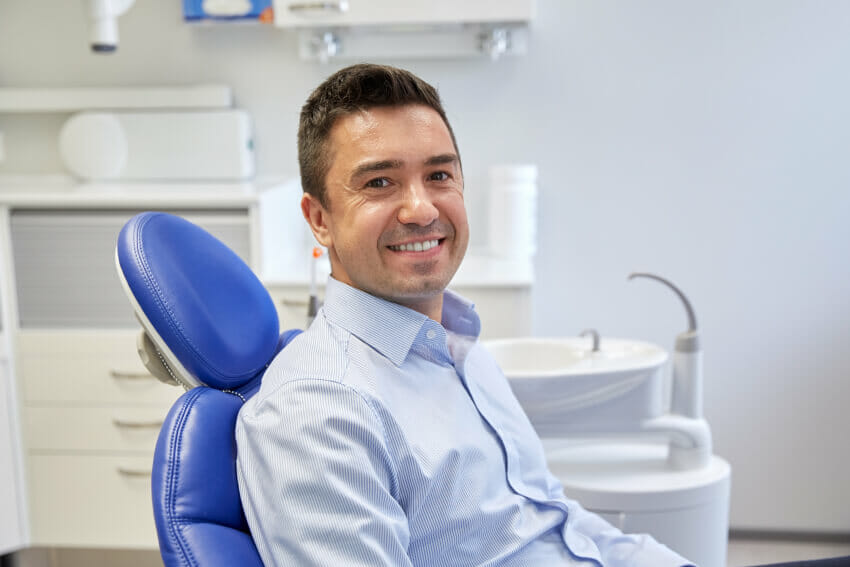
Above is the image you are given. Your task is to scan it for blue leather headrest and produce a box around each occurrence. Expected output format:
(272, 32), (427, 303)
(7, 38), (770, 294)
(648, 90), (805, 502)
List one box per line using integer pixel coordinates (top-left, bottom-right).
(116, 212), (280, 390)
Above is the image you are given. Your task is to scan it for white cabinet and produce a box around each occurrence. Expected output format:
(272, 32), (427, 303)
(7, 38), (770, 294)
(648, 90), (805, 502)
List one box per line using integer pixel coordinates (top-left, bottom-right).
(5, 200), (254, 549)
(273, 0), (535, 28)
(16, 330), (179, 548)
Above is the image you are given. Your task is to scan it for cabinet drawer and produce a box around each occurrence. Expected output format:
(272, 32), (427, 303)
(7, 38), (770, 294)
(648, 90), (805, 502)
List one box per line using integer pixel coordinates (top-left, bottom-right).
(17, 330), (182, 404)
(29, 454), (158, 548)
(25, 406), (167, 453)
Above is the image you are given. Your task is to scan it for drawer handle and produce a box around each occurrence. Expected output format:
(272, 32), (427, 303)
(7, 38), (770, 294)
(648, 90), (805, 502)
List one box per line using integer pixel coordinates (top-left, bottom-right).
(280, 298), (309, 308)
(109, 370), (155, 380)
(288, 1), (349, 14)
(112, 418), (164, 429)
(116, 467), (152, 478)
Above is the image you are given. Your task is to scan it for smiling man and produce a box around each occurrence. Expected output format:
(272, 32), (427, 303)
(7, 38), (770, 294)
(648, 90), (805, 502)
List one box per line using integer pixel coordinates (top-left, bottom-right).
(302, 101), (468, 320)
(235, 64), (694, 567)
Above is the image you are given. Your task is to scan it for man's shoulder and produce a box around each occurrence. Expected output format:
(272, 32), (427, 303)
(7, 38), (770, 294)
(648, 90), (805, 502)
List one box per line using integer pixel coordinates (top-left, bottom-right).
(251, 316), (349, 400)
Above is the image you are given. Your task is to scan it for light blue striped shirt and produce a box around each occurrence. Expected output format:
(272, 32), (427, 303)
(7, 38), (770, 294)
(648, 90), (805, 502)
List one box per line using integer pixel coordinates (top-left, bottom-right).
(236, 277), (693, 566)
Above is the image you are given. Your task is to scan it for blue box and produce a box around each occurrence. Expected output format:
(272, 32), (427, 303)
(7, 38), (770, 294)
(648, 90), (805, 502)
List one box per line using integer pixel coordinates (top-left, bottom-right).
(183, 0), (273, 22)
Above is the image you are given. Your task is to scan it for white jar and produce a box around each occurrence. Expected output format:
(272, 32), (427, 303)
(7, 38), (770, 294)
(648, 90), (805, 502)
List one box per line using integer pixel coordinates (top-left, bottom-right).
(488, 164), (538, 259)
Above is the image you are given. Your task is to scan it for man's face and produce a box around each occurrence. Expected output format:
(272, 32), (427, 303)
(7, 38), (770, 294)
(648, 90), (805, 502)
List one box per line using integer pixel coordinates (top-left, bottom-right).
(302, 104), (469, 318)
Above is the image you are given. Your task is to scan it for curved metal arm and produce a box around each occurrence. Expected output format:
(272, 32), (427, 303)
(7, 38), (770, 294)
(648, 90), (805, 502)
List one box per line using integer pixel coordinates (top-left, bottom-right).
(580, 328), (600, 352)
(628, 272), (697, 332)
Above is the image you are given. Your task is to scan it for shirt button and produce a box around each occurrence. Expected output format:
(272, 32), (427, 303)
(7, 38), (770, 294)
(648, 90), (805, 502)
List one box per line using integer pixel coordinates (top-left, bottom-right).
(426, 329), (437, 340)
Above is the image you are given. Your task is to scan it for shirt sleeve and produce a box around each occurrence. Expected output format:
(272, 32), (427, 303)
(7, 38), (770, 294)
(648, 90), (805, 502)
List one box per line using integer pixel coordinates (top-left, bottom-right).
(236, 378), (413, 567)
(565, 496), (697, 567)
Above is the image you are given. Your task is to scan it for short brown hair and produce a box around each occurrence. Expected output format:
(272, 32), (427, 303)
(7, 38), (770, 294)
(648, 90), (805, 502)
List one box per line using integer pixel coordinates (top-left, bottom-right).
(298, 63), (460, 208)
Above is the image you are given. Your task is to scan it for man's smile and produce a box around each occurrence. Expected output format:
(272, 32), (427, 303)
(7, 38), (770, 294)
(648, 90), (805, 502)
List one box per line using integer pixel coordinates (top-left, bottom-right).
(388, 238), (443, 252)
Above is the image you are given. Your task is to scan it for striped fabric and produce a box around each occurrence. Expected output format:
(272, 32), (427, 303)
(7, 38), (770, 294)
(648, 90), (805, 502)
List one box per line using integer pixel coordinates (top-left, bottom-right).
(236, 277), (693, 567)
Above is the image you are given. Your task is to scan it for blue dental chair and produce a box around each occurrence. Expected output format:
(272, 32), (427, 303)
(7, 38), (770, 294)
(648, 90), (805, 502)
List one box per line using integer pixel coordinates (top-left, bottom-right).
(115, 211), (298, 566)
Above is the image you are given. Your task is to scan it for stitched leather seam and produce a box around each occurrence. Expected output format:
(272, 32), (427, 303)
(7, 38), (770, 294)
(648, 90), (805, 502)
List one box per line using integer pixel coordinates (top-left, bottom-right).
(134, 215), (196, 381)
(166, 388), (204, 567)
(171, 518), (243, 530)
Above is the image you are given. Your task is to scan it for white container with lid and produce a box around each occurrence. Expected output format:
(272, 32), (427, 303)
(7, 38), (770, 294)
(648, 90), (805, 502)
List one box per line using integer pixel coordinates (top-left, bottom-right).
(488, 164), (538, 260)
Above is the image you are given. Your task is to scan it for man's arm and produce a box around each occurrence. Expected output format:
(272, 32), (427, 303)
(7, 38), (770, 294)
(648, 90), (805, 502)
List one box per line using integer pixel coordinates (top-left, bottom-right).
(236, 379), (413, 567)
(565, 498), (697, 566)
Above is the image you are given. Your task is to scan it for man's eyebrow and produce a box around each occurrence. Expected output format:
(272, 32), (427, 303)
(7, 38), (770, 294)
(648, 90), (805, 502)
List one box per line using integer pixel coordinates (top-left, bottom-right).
(425, 154), (459, 167)
(350, 159), (403, 180)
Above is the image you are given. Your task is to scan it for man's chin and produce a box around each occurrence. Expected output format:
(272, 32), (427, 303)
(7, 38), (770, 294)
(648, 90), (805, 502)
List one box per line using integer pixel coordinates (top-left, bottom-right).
(376, 275), (452, 302)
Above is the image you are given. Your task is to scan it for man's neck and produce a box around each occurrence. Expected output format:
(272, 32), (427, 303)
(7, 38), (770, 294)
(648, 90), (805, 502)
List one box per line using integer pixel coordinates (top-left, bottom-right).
(396, 292), (444, 323)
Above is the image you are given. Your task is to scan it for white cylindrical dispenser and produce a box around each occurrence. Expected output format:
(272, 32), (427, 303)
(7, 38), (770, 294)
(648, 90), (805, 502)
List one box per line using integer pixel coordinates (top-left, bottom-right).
(488, 164), (538, 259)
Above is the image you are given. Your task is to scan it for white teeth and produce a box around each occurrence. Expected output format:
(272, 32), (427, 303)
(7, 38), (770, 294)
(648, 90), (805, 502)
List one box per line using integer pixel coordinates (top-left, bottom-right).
(390, 239), (439, 252)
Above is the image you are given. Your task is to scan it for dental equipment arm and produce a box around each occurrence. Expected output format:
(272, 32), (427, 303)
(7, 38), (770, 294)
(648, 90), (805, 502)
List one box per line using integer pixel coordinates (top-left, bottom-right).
(629, 272), (711, 469)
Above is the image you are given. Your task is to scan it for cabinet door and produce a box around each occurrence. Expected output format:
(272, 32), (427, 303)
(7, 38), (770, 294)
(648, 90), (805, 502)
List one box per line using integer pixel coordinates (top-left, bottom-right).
(273, 0), (534, 27)
(11, 209), (251, 328)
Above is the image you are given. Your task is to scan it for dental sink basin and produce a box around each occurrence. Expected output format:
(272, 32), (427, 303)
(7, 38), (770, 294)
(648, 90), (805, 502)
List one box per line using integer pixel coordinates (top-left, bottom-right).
(482, 337), (670, 438)
(484, 337), (667, 377)
(481, 275), (716, 473)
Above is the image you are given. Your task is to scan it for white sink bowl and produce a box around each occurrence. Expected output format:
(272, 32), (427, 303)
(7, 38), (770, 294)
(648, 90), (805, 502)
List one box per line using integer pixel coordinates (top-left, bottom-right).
(482, 337), (669, 437)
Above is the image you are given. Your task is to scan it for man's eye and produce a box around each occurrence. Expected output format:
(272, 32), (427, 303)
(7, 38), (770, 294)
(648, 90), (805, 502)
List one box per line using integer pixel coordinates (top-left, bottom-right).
(429, 171), (450, 182)
(366, 177), (390, 188)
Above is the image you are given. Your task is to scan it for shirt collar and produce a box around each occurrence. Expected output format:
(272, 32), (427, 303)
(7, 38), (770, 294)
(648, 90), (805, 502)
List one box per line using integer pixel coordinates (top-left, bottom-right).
(321, 277), (481, 366)
(441, 288), (481, 338)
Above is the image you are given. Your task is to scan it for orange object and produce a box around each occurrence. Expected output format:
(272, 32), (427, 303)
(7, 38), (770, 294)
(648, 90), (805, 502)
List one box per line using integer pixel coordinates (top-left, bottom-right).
(259, 7), (273, 23)
(312, 247), (324, 259)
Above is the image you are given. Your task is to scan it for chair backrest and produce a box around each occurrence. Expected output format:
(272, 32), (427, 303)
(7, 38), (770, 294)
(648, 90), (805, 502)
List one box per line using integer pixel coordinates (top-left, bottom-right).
(116, 211), (297, 566)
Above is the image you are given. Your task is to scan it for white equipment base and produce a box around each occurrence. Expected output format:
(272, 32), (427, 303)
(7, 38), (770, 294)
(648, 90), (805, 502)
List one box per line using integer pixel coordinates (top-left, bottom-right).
(545, 440), (731, 567)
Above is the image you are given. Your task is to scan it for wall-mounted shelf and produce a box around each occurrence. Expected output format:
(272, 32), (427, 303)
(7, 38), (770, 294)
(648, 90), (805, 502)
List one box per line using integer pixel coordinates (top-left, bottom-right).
(0, 85), (232, 114)
(296, 25), (529, 62)
(271, 0), (535, 61)
(273, 0), (534, 28)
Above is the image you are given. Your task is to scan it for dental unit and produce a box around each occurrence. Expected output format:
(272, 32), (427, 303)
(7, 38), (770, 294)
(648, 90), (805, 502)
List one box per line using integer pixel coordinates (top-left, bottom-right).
(483, 272), (731, 567)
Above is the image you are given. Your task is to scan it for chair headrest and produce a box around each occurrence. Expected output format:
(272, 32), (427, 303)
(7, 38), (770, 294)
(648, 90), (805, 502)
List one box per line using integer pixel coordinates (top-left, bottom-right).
(116, 212), (280, 390)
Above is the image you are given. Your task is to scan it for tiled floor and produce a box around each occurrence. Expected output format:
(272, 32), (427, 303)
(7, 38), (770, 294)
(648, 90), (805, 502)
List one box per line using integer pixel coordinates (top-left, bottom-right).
(728, 537), (850, 566)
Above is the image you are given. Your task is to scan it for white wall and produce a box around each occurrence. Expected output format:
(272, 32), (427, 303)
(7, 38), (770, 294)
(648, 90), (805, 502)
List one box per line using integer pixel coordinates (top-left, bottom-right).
(1, 0), (849, 534)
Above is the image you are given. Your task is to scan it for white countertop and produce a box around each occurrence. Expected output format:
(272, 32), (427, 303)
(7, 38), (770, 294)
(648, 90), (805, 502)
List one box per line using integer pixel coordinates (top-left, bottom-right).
(0, 175), (261, 208)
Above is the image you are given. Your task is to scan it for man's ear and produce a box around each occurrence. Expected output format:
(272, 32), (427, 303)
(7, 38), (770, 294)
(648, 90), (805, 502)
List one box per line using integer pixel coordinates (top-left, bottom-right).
(301, 192), (333, 247)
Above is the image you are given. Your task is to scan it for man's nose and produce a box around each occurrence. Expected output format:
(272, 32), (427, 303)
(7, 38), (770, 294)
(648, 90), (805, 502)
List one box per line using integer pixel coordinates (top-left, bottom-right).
(398, 183), (439, 226)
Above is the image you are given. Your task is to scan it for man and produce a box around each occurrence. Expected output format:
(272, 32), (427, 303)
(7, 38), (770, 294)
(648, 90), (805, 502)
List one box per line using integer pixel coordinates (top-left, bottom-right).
(236, 63), (694, 566)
